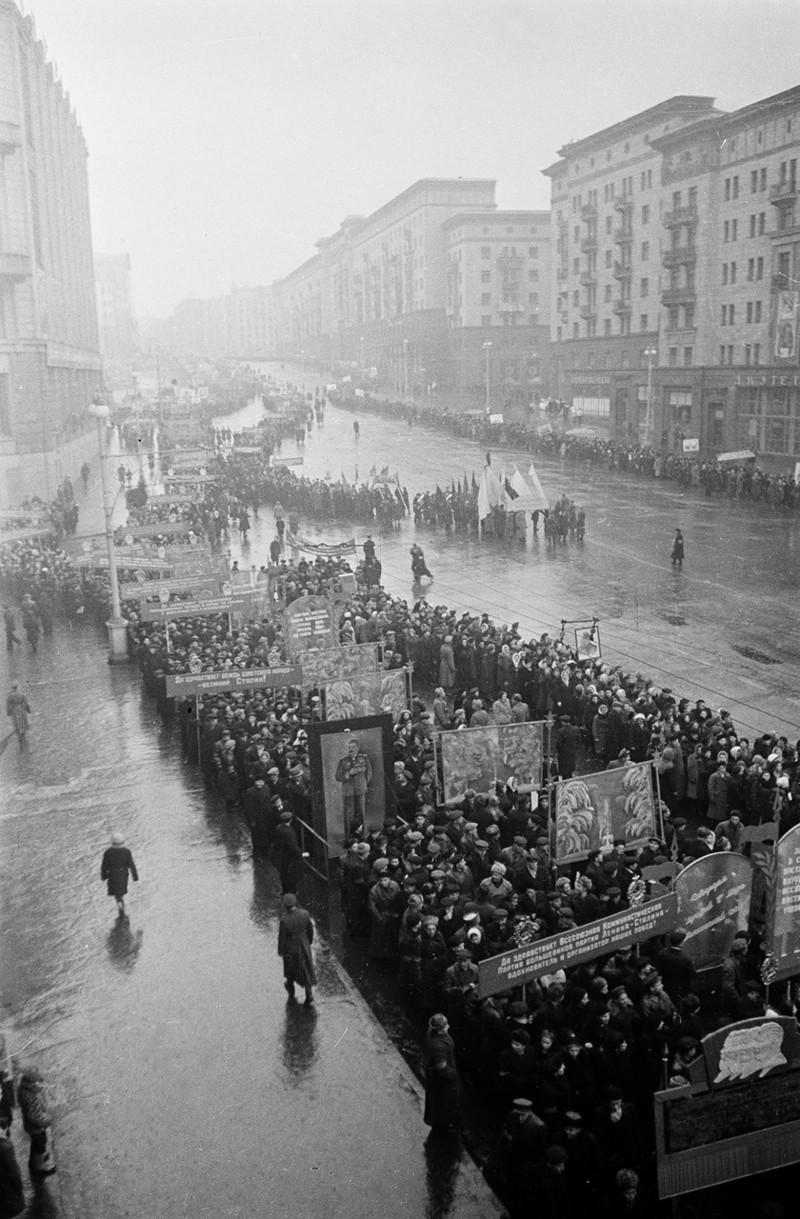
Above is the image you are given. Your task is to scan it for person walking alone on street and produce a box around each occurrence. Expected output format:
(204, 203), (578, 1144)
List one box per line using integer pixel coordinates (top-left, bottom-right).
(6, 683), (30, 743)
(100, 832), (139, 919)
(277, 893), (316, 1005)
(671, 528), (684, 568)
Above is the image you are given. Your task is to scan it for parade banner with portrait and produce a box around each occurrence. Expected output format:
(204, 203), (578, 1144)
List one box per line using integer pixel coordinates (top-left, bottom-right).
(774, 289), (799, 360)
(283, 595), (337, 657)
(574, 626), (602, 662)
(768, 824), (800, 981)
(324, 668), (409, 722)
(309, 715), (393, 860)
(436, 722), (544, 803)
(555, 762), (657, 864)
(675, 853), (753, 973)
(298, 642), (381, 689)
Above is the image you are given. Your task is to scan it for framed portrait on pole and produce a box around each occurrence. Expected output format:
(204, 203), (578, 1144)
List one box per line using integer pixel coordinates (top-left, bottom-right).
(308, 714), (394, 860)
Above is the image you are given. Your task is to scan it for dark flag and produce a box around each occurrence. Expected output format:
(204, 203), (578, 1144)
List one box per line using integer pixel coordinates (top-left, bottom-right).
(471, 470), (478, 493)
(485, 450), (492, 466)
(504, 477), (519, 501)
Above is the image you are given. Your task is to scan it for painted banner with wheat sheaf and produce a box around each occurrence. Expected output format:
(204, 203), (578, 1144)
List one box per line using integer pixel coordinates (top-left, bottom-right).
(555, 761), (656, 864)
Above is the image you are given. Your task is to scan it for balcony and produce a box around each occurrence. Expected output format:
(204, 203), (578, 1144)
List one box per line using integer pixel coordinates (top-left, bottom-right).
(772, 272), (792, 291)
(0, 252), (30, 281)
(613, 260), (632, 279)
(662, 245), (697, 267)
(579, 270), (597, 286)
(580, 236), (598, 253)
(579, 304), (597, 320)
(661, 286), (697, 306)
(613, 227), (633, 244)
(770, 179), (798, 206)
(612, 298), (632, 315)
(614, 197), (633, 213)
(580, 202), (598, 220)
(663, 204), (698, 227)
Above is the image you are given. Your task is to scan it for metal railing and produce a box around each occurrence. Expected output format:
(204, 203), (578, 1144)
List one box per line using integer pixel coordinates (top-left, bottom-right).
(294, 815), (333, 882)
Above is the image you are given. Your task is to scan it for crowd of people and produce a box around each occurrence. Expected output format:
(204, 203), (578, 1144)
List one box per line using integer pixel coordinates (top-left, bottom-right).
(331, 386), (800, 514)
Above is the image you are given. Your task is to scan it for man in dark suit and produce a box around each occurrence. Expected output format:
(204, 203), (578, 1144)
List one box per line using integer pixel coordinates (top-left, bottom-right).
(278, 893), (316, 1005)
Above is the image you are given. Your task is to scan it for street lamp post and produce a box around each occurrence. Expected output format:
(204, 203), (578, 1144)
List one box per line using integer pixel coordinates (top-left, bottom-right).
(87, 402), (129, 664)
(482, 340), (492, 414)
(644, 347), (658, 447)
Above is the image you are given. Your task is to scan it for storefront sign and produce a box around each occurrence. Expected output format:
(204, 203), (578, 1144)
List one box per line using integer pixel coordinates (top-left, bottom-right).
(478, 893), (677, 998)
(675, 854), (752, 972)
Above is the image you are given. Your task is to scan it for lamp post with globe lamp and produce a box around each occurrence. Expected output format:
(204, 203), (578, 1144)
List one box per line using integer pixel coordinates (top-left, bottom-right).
(87, 401), (128, 663)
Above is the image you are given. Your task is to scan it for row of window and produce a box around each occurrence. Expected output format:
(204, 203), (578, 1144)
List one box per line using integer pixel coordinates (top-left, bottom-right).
(480, 293), (540, 306)
(727, 161), (797, 197)
(720, 301), (763, 325)
(720, 343), (762, 365)
(479, 314), (538, 327)
(480, 269), (539, 283)
(480, 246), (540, 258)
(722, 257), (766, 283)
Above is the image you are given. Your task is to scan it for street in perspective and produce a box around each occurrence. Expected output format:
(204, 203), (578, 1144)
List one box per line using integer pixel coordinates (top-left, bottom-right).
(2, 3), (800, 1219)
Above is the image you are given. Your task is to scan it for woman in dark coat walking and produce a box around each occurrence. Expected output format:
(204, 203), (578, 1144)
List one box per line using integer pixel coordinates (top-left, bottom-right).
(100, 833), (139, 918)
(423, 1014), (461, 1134)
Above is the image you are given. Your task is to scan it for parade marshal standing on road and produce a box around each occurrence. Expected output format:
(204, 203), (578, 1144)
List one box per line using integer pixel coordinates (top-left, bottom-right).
(100, 833), (139, 919)
(335, 737), (373, 834)
(277, 894), (316, 1005)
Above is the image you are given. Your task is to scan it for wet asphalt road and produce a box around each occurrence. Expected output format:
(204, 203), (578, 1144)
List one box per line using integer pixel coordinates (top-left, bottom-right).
(224, 363), (800, 742)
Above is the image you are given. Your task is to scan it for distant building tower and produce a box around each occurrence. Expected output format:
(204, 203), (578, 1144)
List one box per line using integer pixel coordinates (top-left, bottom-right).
(0, 1), (103, 507)
(95, 253), (139, 391)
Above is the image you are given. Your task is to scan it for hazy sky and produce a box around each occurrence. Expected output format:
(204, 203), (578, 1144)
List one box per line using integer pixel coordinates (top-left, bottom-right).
(27, 0), (800, 317)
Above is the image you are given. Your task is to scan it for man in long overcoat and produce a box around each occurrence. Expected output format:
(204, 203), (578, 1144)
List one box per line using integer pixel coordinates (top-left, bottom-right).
(100, 833), (138, 918)
(277, 894), (316, 1004)
(272, 811), (304, 894)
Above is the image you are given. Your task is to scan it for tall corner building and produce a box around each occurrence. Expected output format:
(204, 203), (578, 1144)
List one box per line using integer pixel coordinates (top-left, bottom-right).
(544, 87), (800, 469)
(95, 253), (139, 389)
(0, 0), (102, 507)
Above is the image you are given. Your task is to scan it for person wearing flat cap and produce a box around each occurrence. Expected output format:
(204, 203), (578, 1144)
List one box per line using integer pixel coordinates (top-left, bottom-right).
(277, 893), (316, 1005)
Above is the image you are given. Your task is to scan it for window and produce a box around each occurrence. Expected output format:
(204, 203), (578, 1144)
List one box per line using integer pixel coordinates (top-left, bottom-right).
(640, 314), (648, 331)
(722, 263), (728, 284)
(529, 292), (539, 305)
(574, 226), (580, 242)
(641, 171), (646, 190)
(720, 344), (726, 365)
(604, 319), (612, 334)
(641, 241), (649, 260)
(746, 302), (753, 323)
(729, 304), (735, 324)
(754, 342), (760, 364)
(732, 219), (738, 241)
(529, 269), (539, 281)
(728, 345), (734, 364)
(573, 323), (579, 338)
(758, 212), (766, 235)
(481, 293), (491, 305)
(669, 347), (678, 367)
(606, 216), (612, 233)
(747, 258), (755, 280)
(684, 306), (695, 330)
(669, 307), (679, 329)
(721, 304), (727, 325)
(573, 258), (580, 274)
(573, 290), (580, 306)
(605, 250), (612, 267)
(642, 204), (650, 224)
(756, 256), (764, 279)
(750, 214), (757, 238)
(751, 169), (758, 193)
(725, 178), (731, 201)
(482, 315), (491, 326)
(730, 262), (737, 284)
(604, 284), (612, 301)
(724, 220), (730, 242)
(529, 246), (539, 257)
(744, 344), (751, 364)
(760, 167), (767, 190)
(481, 270), (491, 283)
(481, 246), (491, 258)
(684, 347), (693, 366)
(640, 278), (649, 298)
(755, 300), (762, 322)
(733, 175), (739, 199)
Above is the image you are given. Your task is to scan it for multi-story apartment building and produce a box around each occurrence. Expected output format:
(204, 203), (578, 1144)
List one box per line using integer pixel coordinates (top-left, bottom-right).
(544, 96), (720, 439)
(545, 87), (800, 468)
(443, 209), (551, 396)
(226, 285), (274, 358)
(95, 253), (139, 390)
(652, 85), (800, 462)
(270, 179), (551, 400)
(0, 1), (102, 505)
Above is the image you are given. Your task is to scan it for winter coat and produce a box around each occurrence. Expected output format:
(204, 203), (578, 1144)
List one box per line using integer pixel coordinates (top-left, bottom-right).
(100, 846), (138, 899)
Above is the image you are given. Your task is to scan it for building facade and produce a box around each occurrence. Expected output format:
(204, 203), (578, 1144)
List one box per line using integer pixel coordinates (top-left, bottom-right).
(545, 87), (800, 468)
(0, 1), (102, 505)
